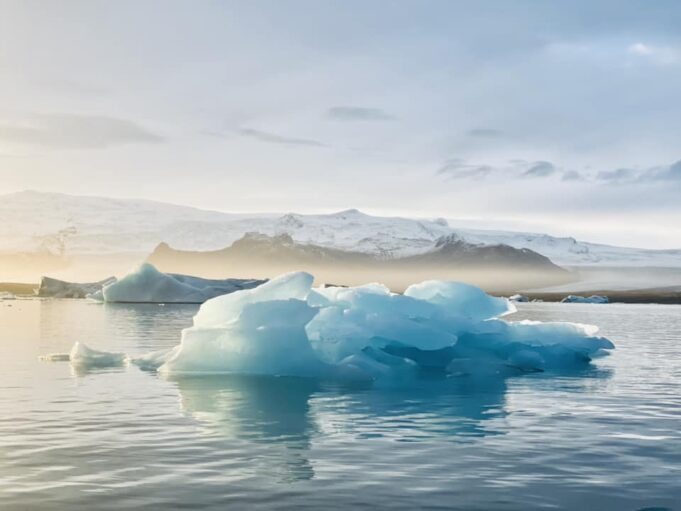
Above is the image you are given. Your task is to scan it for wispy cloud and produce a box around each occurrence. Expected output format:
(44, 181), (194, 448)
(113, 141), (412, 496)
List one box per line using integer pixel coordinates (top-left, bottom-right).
(592, 160), (681, 184)
(237, 128), (327, 147)
(596, 167), (637, 183)
(640, 160), (681, 182)
(466, 128), (504, 138)
(0, 113), (163, 149)
(326, 106), (396, 122)
(437, 158), (560, 181)
(561, 170), (584, 181)
(439, 158), (681, 185)
(628, 42), (680, 65)
(523, 161), (556, 178)
(437, 159), (493, 180)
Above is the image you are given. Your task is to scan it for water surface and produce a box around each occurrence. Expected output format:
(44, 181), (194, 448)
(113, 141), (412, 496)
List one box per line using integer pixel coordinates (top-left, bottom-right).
(0, 299), (679, 510)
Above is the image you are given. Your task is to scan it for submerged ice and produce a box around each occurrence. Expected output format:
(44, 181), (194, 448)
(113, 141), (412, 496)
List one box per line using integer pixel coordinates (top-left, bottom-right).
(148, 272), (613, 381)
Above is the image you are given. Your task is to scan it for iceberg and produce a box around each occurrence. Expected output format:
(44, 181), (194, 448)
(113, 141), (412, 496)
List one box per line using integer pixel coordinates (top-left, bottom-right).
(38, 276), (116, 299)
(509, 294), (530, 303)
(152, 272), (614, 381)
(96, 263), (266, 303)
(0, 292), (16, 300)
(561, 294), (609, 304)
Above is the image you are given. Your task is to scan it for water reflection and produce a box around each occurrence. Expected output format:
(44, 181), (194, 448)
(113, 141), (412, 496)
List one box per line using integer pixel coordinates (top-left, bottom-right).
(169, 374), (514, 481)
(171, 375), (320, 481)
(37, 300), (197, 354)
(167, 364), (616, 481)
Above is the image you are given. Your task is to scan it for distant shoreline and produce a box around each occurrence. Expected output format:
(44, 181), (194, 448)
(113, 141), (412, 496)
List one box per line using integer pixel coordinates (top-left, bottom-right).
(4, 280), (681, 305)
(0, 282), (37, 295)
(514, 289), (681, 305)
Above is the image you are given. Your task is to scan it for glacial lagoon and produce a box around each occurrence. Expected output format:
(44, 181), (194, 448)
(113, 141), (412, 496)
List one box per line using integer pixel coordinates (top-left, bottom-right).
(0, 299), (679, 510)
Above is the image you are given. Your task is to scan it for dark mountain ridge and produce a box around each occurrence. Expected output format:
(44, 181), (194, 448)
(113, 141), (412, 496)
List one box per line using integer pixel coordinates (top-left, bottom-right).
(148, 232), (572, 293)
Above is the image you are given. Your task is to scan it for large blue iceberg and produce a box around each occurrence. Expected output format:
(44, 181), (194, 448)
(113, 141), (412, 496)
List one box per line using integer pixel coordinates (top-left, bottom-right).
(140, 272), (614, 381)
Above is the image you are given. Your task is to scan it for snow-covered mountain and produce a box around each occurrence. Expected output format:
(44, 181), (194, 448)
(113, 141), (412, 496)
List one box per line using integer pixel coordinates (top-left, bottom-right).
(1, 190), (679, 267)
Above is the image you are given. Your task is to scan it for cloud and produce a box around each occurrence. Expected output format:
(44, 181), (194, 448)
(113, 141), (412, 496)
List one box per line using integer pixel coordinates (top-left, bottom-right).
(645, 160), (681, 181)
(237, 128), (327, 147)
(596, 167), (637, 183)
(627, 42), (680, 65)
(437, 159), (493, 180)
(466, 128), (504, 138)
(326, 106), (396, 122)
(0, 114), (163, 149)
(561, 170), (584, 181)
(522, 161), (556, 178)
(592, 161), (681, 184)
(437, 158), (560, 181)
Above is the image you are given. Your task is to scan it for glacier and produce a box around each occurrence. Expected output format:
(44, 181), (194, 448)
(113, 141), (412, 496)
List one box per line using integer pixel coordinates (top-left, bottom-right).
(93, 263), (266, 303)
(3, 191), (681, 270)
(144, 272), (614, 381)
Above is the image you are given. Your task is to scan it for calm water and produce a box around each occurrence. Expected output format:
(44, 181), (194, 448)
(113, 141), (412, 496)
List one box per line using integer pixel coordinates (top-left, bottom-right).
(0, 299), (679, 510)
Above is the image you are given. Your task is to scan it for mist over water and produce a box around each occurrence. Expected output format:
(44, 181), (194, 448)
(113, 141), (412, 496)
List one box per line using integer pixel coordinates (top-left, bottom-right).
(1, 299), (679, 510)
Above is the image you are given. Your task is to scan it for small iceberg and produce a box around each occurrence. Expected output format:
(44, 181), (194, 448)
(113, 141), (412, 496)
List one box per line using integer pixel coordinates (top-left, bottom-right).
(561, 294), (609, 304)
(94, 263), (266, 304)
(69, 342), (127, 369)
(509, 294), (530, 303)
(40, 342), (128, 370)
(38, 276), (117, 299)
(0, 292), (16, 300)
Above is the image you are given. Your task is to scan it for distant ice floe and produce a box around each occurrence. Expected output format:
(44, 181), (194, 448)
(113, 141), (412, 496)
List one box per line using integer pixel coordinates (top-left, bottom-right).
(561, 294), (609, 304)
(0, 292), (16, 300)
(509, 294), (530, 303)
(43, 273), (614, 380)
(92, 263), (266, 304)
(38, 276), (116, 299)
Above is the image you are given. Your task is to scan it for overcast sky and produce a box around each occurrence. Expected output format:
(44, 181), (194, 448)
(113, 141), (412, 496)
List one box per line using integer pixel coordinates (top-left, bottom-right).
(1, 0), (680, 248)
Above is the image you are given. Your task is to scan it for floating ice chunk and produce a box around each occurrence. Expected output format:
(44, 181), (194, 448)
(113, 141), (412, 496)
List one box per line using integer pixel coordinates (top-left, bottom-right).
(561, 295), (609, 304)
(0, 292), (16, 300)
(100, 263), (265, 304)
(147, 272), (614, 380)
(509, 294), (530, 303)
(69, 342), (127, 369)
(404, 281), (515, 320)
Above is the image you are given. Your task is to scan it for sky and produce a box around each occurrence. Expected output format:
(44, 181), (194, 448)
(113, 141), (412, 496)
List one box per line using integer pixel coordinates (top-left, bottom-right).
(0, 0), (680, 249)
